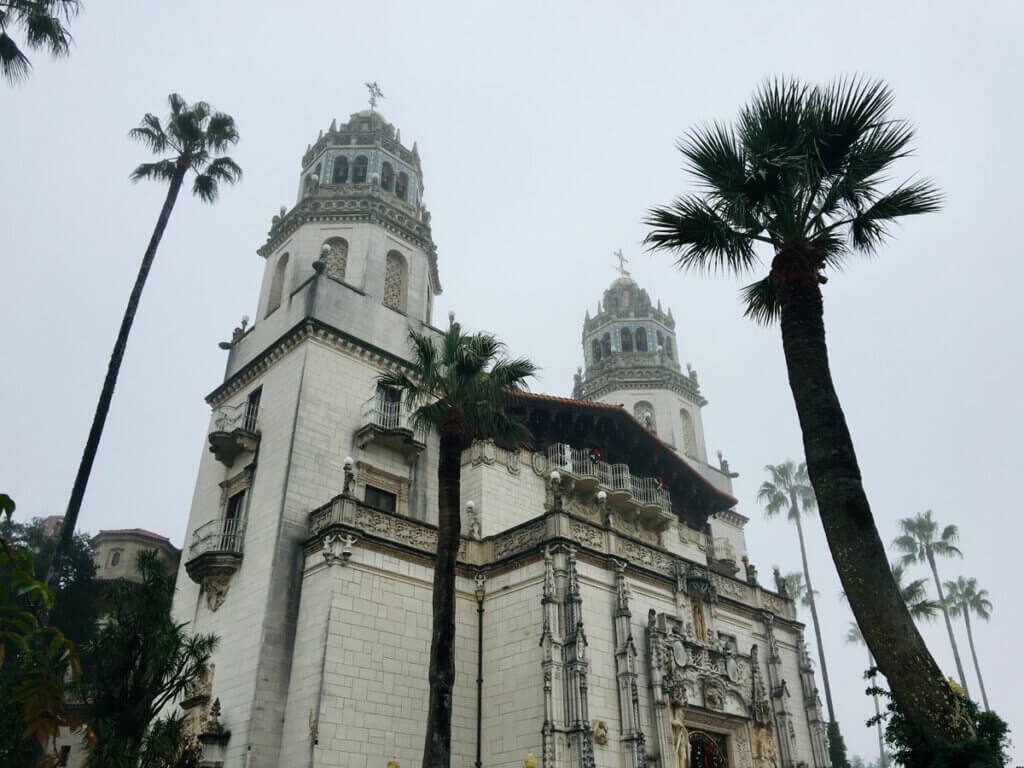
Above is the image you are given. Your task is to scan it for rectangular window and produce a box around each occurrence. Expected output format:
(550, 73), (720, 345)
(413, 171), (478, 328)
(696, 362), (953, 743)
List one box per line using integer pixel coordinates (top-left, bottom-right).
(245, 387), (262, 432)
(365, 485), (397, 513)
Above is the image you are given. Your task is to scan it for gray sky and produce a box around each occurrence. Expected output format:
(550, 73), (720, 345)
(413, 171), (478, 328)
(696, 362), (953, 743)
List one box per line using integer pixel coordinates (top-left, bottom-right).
(2, 1), (1021, 762)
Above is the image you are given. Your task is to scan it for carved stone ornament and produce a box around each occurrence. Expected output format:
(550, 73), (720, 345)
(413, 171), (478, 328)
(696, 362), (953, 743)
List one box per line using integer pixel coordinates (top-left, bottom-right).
(592, 720), (608, 746)
(203, 574), (231, 611)
(323, 532), (356, 566)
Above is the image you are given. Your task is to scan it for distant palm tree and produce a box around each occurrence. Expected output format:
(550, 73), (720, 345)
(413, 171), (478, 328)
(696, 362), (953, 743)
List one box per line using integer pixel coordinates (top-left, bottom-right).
(0, 0), (79, 83)
(757, 462), (839, 730)
(644, 77), (965, 745)
(781, 570), (818, 609)
(893, 510), (968, 693)
(944, 576), (993, 711)
(51, 94), (241, 587)
(379, 317), (536, 768)
(846, 562), (939, 768)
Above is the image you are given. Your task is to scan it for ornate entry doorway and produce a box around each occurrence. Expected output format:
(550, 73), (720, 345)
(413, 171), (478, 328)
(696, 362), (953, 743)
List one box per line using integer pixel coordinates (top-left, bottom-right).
(689, 730), (728, 767)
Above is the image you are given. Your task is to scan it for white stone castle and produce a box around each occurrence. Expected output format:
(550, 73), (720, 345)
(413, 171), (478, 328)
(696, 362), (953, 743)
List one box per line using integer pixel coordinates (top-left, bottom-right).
(172, 109), (831, 768)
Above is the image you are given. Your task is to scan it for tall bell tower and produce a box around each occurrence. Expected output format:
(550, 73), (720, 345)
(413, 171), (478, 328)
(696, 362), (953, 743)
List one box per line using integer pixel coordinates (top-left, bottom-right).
(170, 107), (443, 768)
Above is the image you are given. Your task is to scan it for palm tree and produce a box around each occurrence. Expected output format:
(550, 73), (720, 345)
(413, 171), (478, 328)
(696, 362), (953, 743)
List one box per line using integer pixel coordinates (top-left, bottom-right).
(379, 317), (536, 768)
(845, 562), (939, 768)
(757, 462), (839, 736)
(944, 576), (992, 711)
(644, 77), (967, 744)
(781, 570), (818, 609)
(50, 94), (241, 587)
(893, 510), (968, 693)
(0, 0), (79, 83)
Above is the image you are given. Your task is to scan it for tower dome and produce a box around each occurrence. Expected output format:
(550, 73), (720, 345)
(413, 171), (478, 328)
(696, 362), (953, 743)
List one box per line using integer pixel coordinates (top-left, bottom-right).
(573, 267), (708, 464)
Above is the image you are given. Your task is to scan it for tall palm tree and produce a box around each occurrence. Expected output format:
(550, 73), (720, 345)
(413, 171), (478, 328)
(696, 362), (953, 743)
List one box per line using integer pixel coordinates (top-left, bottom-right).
(379, 317), (536, 768)
(51, 94), (241, 587)
(893, 510), (968, 693)
(0, 0), (79, 83)
(944, 576), (993, 711)
(644, 77), (968, 744)
(757, 463), (839, 732)
(845, 562), (939, 768)
(781, 570), (818, 609)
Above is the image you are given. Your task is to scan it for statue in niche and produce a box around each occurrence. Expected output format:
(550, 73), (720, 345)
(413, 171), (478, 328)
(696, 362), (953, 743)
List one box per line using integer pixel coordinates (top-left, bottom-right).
(669, 702), (689, 768)
(592, 720), (608, 746)
(523, 753), (536, 768)
(751, 725), (779, 768)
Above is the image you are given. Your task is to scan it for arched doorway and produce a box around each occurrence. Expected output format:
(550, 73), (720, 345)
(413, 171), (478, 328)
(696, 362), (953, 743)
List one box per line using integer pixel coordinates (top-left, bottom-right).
(689, 730), (728, 768)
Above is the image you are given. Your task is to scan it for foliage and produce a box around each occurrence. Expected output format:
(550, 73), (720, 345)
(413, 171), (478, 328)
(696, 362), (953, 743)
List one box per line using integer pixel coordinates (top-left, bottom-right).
(76, 550), (217, 768)
(138, 714), (201, 768)
(944, 577), (992, 623)
(867, 674), (1008, 767)
(0, 0), (79, 83)
(894, 510), (962, 568)
(378, 317), (538, 448)
(0, 494), (79, 767)
(828, 719), (851, 768)
(757, 460), (815, 519)
(781, 571), (817, 608)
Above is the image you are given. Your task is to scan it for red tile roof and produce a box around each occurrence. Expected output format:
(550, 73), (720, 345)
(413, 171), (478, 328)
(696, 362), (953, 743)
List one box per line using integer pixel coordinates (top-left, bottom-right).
(92, 528), (172, 543)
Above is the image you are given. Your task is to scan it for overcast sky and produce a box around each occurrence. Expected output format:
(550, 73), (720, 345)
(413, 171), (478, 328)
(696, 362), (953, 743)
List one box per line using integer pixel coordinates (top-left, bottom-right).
(2, 1), (1021, 763)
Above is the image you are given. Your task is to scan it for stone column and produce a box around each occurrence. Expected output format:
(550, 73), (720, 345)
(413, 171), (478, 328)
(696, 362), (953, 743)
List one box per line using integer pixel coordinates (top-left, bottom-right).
(540, 546), (563, 768)
(761, 612), (796, 767)
(798, 637), (831, 768)
(646, 610), (674, 768)
(612, 561), (647, 768)
(563, 547), (596, 768)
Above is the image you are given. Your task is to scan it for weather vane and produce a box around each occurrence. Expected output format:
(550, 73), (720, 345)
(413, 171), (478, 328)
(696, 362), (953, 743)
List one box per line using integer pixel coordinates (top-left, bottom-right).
(365, 81), (384, 113)
(614, 248), (630, 277)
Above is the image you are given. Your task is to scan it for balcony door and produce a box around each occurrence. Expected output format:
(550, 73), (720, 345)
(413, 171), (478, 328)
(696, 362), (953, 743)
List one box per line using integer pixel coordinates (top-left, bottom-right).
(375, 385), (401, 429)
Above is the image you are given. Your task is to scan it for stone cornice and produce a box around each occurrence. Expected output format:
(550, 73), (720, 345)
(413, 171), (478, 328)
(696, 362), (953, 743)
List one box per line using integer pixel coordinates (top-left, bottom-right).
(306, 497), (799, 626)
(258, 187), (442, 294)
(574, 365), (707, 407)
(713, 509), (749, 528)
(206, 318), (415, 407)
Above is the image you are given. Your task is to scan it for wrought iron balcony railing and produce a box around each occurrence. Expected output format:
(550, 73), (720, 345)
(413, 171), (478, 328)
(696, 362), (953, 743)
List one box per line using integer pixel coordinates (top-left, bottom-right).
(544, 443), (671, 513)
(189, 517), (244, 558)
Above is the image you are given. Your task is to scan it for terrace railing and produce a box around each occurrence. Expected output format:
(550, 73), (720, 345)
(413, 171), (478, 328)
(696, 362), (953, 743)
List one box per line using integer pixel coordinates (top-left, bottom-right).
(189, 517), (244, 558)
(543, 442), (671, 513)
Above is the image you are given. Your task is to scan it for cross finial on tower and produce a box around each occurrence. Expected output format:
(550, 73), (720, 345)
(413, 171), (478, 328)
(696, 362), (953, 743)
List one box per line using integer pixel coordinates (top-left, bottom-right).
(365, 81), (384, 113)
(613, 248), (630, 277)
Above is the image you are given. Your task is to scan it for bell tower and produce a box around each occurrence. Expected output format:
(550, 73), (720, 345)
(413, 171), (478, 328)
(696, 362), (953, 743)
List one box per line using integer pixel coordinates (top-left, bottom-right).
(572, 259), (731, 495)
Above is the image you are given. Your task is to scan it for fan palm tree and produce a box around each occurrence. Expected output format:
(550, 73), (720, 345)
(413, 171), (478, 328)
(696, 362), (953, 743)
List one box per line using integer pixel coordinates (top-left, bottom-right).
(846, 562), (939, 768)
(944, 576), (992, 711)
(757, 463), (839, 731)
(644, 77), (967, 744)
(379, 317), (536, 768)
(0, 0), (78, 83)
(781, 571), (818, 609)
(50, 94), (241, 587)
(893, 510), (968, 693)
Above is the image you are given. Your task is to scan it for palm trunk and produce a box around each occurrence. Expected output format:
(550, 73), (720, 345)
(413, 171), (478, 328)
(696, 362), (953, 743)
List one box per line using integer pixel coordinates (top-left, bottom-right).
(963, 609), (989, 710)
(773, 239), (972, 746)
(791, 497), (836, 724)
(868, 649), (885, 767)
(927, 551), (968, 694)
(50, 162), (188, 589)
(422, 408), (463, 768)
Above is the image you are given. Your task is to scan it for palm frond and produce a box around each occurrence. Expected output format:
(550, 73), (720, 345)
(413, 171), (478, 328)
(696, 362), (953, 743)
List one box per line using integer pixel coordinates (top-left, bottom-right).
(130, 160), (177, 184)
(191, 173), (220, 203)
(204, 112), (240, 152)
(128, 120), (169, 154)
(0, 31), (32, 82)
(645, 197), (760, 274)
(740, 276), (779, 325)
(202, 155), (243, 184)
(849, 180), (943, 253)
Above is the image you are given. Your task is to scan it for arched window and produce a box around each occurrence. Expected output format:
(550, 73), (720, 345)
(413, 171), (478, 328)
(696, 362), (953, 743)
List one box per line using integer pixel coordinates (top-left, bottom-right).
(381, 162), (394, 191)
(332, 156), (348, 184)
(266, 253), (289, 316)
(322, 237), (348, 282)
(620, 327), (633, 352)
(634, 327), (648, 352)
(110, 551), (121, 567)
(395, 171), (408, 200)
(680, 409), (697, 459)
(601, 332), (611, 357)
(383, 250), (408, 312)
(657, 331), (664, 352)
(591, 339), (602, 362)
(633, 401), (656, 433)
(353, 155), (368, 183)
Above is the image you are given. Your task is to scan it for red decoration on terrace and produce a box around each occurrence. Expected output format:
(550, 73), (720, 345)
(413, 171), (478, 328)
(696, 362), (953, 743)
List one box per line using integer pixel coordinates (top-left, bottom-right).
(590, 448), (601, 463)
(655, 477), (668, 491)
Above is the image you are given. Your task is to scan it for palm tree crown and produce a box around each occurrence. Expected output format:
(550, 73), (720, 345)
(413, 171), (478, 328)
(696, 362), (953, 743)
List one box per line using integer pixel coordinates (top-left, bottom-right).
(894, 510), (962, 567)
(645, 77), (941, 323)
(0, 0), (79, 83)
(379, 320), (537, 444)
(757, 460), (815, 520)
(781, 571), (817, 609)
(944, 577), (992, 622)
(130, 93), (242, 201)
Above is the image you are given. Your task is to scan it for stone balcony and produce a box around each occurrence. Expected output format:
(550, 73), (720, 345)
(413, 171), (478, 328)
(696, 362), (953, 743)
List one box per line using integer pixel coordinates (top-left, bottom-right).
(355, 396), (426, 457)
(185, 518), (244, 610)
(208, 403), (260, 467)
